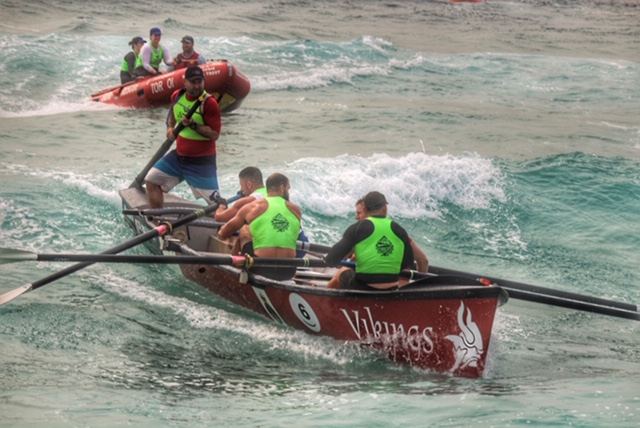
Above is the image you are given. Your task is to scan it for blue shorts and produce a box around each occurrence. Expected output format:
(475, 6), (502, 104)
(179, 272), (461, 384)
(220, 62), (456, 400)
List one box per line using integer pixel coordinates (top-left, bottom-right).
(145, 150), (218, 200)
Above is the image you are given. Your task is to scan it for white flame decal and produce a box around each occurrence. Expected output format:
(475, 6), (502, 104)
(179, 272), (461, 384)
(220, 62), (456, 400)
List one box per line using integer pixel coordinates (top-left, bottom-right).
(445, 302), (484, 372)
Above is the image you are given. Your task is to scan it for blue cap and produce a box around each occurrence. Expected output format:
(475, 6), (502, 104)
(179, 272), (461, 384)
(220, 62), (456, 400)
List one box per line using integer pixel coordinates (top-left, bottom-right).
(149, 27), (162, 36)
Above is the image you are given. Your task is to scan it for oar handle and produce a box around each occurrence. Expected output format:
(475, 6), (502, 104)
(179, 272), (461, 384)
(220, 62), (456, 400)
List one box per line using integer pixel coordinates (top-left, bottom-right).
(128, 94), (205, 189)
(296, 241), (331, 254)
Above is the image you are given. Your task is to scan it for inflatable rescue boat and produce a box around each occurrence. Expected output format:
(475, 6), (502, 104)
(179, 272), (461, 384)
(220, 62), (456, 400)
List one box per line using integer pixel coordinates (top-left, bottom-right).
(91, 60), (250, 112)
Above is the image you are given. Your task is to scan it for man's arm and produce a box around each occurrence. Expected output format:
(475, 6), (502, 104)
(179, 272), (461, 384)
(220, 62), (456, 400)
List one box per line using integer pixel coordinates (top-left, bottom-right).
(217, 199), (266, 240)
(162, 44), (174, 66)
(286, 201), (302, 221)
(217, 208), (247, 240)
(410, 240), (429, 273)
(165, 91), (179, 140)
(391, 222), (414, 270)
(186, 97), (220, 140)
(141, 45), (155, 73)
(125, 52), (136, 78)
(214, 196), (255, 222)
(323, 222), (360, 267)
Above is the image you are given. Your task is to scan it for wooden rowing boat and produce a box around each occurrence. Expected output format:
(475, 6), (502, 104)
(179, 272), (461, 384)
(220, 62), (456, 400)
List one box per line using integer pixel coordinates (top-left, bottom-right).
(118, 186), (508, 378)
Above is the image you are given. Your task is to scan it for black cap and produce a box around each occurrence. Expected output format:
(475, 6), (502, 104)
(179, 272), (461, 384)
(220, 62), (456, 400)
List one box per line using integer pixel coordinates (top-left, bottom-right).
(181, 35), (194, 44)
(185, 65), (204, 82)
(128, 36), (146, 46)
(363, 191), (388, 211)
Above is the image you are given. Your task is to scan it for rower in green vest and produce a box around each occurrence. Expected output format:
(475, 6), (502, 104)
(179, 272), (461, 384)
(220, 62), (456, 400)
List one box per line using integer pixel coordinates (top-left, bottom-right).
(324, 191), (414, 290)
(120, 36), (145, 84)
(217, 173), (303, 281)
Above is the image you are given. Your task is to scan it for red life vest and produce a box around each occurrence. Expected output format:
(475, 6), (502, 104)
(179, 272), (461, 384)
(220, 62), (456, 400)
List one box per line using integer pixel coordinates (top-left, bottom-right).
(174, 51), (202, 70)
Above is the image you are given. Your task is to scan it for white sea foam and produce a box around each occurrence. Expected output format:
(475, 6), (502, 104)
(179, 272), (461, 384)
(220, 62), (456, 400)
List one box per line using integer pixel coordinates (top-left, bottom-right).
(95, 270), (352, 365)
(4, 164), (123, 206)
(286, 152), (505, 219)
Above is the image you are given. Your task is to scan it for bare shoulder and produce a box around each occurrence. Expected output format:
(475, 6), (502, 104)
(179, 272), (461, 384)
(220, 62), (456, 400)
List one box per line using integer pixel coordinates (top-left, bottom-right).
(286, 201), (302, 219)
(245, 198), (269, 222)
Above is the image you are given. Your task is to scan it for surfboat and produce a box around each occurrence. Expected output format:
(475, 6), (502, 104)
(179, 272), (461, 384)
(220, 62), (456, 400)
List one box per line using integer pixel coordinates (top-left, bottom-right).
(118, 186), (508, 378)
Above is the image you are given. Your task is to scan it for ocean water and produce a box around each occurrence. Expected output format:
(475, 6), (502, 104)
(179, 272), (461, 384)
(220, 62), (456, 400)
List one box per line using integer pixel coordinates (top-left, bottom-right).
(1, 0), (639, 426)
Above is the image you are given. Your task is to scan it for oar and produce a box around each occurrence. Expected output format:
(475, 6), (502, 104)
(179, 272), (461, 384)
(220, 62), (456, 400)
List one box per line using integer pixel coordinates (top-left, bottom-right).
(298, 241), (640, 321)
(425, 265), (638, 313)
(296, 241), (332, 254)
(401, 267), (639, 320)
(90, 80), (134, 98)
(0, 251), (328, 269)
(128, 92), (206, 189)
(4, 244), (638, 320)
(0, 201), (220, 306)
(492, 287), (639, 321)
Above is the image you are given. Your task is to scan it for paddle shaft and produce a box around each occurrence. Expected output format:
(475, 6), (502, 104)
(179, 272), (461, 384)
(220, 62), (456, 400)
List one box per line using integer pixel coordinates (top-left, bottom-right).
(426, 265), (638, 312)
(498, 287), (640, 321)
(399, 267), (638, 320)
(128, 94), (204, 189)
(18, 253), (328, 268)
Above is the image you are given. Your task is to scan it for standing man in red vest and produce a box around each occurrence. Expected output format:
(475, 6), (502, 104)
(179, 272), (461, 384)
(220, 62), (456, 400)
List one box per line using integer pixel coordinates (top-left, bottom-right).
(144, 66), (221, 209)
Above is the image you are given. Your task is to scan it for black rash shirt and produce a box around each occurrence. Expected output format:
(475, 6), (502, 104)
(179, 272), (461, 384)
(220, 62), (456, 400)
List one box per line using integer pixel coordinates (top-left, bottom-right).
(324, 216), (414, 284)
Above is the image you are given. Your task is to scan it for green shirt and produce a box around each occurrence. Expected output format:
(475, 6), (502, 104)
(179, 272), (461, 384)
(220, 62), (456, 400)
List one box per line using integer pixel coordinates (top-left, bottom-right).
(250, 196), (300, 251)
(354, 217), (405, 274)
(173, 91), (209, 141)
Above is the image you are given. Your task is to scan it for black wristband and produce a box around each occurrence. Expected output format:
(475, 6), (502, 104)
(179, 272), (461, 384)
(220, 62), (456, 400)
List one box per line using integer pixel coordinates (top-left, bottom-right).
(190, 123), (197, 130)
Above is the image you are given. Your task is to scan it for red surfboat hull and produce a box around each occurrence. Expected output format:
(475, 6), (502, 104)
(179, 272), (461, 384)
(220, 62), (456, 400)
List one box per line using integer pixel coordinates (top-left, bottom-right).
(119, 186), (507, 378)
(91, 61), (250, 112)
(181, 263), (506, 378)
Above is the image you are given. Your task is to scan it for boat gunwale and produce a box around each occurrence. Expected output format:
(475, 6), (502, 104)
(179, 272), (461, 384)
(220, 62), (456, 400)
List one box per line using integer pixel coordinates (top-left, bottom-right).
(180, 260), (510, 304)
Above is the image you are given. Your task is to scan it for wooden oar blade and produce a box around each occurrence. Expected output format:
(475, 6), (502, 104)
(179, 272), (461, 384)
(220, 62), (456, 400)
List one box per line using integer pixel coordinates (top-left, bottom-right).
(0, 284), (33, 305)
(0, 247), (38, 264)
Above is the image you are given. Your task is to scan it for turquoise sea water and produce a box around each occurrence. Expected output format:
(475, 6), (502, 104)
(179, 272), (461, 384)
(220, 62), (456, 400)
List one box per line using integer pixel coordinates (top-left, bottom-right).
(1, 1), (639, 426)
